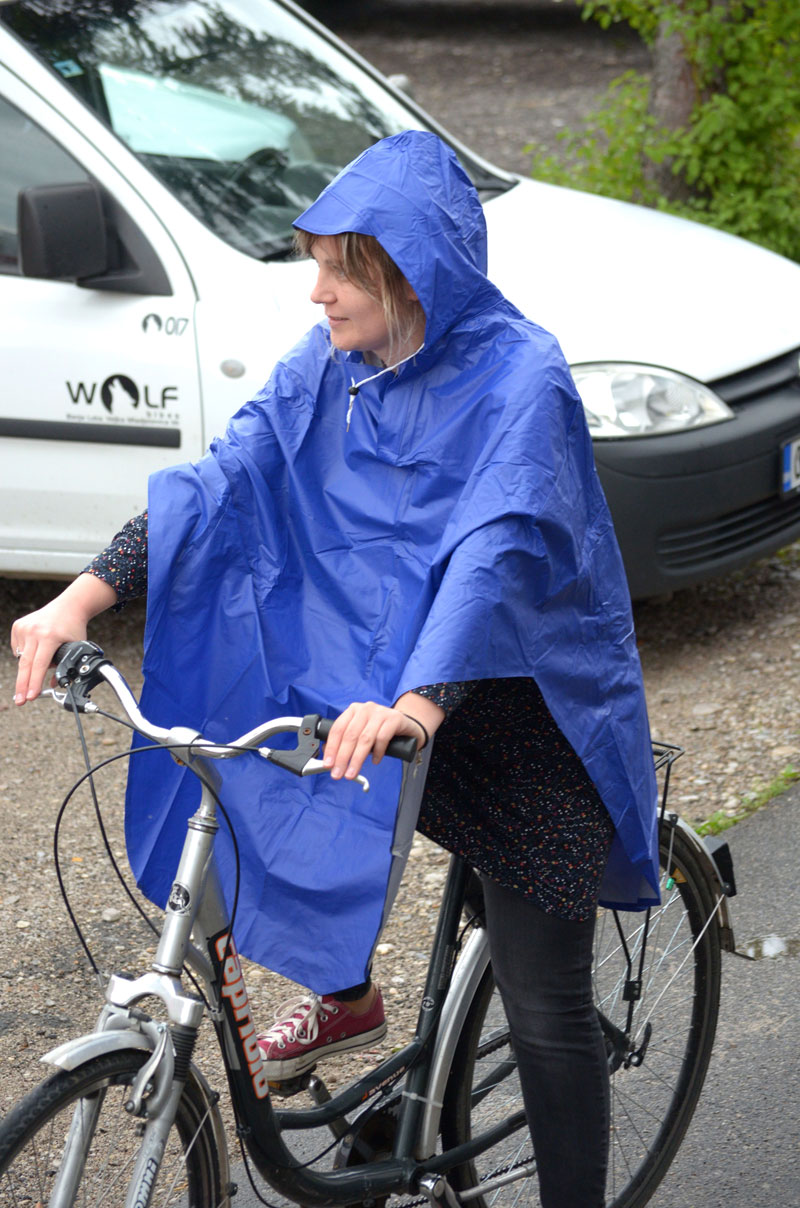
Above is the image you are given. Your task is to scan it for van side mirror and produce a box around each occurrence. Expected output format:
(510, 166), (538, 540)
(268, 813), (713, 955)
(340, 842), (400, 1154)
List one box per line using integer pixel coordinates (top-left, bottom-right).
(17, 180), (171, 296)
(18, 180), (108, 280)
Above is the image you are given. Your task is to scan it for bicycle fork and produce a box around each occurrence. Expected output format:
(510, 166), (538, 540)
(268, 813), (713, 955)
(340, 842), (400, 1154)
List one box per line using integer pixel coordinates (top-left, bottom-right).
(43, 1017), (194, 1208)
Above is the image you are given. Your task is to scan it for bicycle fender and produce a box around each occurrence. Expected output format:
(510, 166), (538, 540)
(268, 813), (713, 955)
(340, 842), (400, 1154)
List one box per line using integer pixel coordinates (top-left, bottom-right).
(41, 1028), (153, 1071)
(669, 815), (736, 952)
(417, 926), (490, 1160)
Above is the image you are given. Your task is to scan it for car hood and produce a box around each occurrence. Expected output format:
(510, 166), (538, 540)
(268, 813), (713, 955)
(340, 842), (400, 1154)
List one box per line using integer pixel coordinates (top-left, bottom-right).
(485, 178), (800, 383)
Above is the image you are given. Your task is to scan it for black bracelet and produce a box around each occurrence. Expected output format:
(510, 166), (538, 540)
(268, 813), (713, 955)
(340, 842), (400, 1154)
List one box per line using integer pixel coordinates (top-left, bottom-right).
(401, 713), (429, 750)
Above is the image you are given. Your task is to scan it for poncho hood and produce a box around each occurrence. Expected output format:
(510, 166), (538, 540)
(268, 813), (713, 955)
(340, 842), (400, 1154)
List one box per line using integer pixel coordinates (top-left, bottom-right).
(126, 131), (659, 993)
(294, 129), (497, 349)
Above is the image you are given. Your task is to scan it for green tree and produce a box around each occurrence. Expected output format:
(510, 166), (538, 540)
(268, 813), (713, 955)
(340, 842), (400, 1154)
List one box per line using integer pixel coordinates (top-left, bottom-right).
(530, 1), (800, 261)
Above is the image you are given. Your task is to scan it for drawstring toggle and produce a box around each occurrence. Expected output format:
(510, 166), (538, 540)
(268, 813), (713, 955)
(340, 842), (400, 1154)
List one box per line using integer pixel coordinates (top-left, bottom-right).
(344, 342), (425, 432)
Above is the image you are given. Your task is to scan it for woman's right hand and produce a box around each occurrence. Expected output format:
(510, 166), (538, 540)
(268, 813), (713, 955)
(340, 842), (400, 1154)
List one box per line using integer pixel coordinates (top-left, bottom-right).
(10, 573), (118, 705)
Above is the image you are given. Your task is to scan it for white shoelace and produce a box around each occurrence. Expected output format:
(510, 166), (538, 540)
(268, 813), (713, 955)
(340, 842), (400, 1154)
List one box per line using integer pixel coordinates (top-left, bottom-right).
(260, 993), (339, 1050)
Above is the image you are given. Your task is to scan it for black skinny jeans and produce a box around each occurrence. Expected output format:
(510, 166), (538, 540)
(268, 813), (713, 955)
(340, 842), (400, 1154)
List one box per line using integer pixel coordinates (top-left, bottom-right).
(335, 877), (609, 1205)
(482, 876), (609, 1208)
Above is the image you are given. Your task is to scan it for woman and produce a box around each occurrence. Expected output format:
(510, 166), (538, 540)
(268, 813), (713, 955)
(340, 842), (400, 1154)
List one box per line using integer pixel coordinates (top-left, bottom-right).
(11, 130), (658, 1207)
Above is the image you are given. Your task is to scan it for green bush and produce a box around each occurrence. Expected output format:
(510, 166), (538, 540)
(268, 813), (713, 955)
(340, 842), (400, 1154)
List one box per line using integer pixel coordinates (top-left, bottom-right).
(529, 1), (800, 261)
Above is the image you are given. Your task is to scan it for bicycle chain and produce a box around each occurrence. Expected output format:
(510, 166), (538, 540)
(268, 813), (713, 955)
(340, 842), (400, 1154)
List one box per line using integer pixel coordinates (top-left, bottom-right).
(475, 1029), (511, 1061)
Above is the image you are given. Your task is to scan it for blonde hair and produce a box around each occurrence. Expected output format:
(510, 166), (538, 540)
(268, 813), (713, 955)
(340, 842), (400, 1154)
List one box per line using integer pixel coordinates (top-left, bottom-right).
(294, 229), (424, 364)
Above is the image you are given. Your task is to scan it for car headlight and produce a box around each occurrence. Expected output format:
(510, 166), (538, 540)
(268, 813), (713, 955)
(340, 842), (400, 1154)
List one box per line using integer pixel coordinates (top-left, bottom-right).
(571, 363), (734, 439)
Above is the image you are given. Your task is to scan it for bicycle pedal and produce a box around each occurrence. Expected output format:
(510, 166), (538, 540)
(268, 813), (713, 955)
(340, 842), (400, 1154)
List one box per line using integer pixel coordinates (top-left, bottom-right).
(267, 1068), (317, 1097)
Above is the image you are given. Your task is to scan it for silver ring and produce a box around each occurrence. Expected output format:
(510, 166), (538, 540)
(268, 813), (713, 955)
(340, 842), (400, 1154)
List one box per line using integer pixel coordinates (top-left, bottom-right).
(14, 647), (22, 657)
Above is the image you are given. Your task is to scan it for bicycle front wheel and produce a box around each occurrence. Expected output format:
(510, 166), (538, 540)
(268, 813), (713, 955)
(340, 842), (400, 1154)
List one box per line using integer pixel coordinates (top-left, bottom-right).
(440, 821), (723, 1208)
(0, 1048), (225, 1208)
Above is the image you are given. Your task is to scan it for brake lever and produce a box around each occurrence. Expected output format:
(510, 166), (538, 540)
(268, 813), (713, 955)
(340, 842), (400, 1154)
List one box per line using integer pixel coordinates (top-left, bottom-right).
(258, 712), (370, 790)
(258, 748), (369, 792)
(42, 687), (100, 714)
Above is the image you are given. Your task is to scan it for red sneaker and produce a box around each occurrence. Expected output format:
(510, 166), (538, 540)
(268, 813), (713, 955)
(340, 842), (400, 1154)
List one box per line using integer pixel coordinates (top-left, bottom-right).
(257, 988), (387, 1078)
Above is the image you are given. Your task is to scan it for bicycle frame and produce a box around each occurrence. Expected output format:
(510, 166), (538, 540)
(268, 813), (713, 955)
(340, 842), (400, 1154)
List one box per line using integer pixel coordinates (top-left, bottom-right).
(43, 740), (522, 1208)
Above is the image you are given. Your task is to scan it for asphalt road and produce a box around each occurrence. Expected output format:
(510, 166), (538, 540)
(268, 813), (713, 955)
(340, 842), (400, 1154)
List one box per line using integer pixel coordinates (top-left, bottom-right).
(648, 789), (800, 1208)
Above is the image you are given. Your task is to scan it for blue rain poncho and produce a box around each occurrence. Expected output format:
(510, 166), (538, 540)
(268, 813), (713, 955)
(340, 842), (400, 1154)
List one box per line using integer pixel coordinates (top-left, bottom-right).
(126, 130), (659, 993)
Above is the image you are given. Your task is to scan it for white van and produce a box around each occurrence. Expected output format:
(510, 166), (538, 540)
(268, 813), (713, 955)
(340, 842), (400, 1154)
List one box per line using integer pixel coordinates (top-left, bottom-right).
(3, 0), (800, 598)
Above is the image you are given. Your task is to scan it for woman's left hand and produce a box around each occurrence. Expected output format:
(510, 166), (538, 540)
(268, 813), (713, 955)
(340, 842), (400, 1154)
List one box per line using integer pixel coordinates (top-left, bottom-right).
(323, 692), (445, 781)
(322, 701), (423, 781)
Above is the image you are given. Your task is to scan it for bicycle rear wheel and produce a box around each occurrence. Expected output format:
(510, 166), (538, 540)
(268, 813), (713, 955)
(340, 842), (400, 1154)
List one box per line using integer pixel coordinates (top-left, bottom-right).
(0, 1048), (225, 1208)
(440, 821), (723, 1208)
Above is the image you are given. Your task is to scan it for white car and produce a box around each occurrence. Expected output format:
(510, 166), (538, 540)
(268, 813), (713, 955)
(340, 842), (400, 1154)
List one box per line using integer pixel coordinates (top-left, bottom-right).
(2, 0), (800, 597)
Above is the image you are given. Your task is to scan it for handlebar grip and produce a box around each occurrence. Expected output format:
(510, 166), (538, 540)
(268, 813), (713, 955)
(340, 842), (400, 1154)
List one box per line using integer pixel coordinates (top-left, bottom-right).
(315, 717), (419, 763)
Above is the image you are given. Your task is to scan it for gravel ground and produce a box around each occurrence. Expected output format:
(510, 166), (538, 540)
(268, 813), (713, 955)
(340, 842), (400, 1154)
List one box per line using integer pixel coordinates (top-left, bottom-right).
(1, 0), (795, 1168)
(316, 0), (649, 172)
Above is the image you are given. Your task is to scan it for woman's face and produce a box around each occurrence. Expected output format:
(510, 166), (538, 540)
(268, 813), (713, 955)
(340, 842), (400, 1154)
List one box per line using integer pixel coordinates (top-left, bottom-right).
(309, 235), (414, 364)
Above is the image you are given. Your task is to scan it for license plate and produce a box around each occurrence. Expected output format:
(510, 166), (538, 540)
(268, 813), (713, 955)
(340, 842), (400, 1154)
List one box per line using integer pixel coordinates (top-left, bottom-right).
(781, 435), (800, 495)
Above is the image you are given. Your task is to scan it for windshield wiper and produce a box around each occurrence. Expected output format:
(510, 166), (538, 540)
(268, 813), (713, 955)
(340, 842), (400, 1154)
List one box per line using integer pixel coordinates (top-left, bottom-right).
(259, 237), (298, 262)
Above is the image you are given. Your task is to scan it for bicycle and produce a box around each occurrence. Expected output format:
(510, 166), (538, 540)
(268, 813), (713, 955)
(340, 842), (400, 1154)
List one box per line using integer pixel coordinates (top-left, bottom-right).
(0, 640), (737, 1208)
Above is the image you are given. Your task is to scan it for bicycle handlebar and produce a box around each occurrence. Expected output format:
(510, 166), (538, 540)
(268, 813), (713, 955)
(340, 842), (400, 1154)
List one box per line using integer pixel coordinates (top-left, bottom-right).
(51, 640), (419, 767)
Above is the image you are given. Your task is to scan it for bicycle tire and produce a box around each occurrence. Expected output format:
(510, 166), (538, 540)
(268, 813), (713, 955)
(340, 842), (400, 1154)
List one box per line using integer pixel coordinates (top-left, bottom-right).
(0, 1048), (226, 1208)
(439, 822), (723, 1208)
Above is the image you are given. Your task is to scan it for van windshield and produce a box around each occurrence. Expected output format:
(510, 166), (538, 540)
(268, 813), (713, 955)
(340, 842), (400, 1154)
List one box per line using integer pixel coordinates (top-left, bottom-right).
(2, 0), (497, 259)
